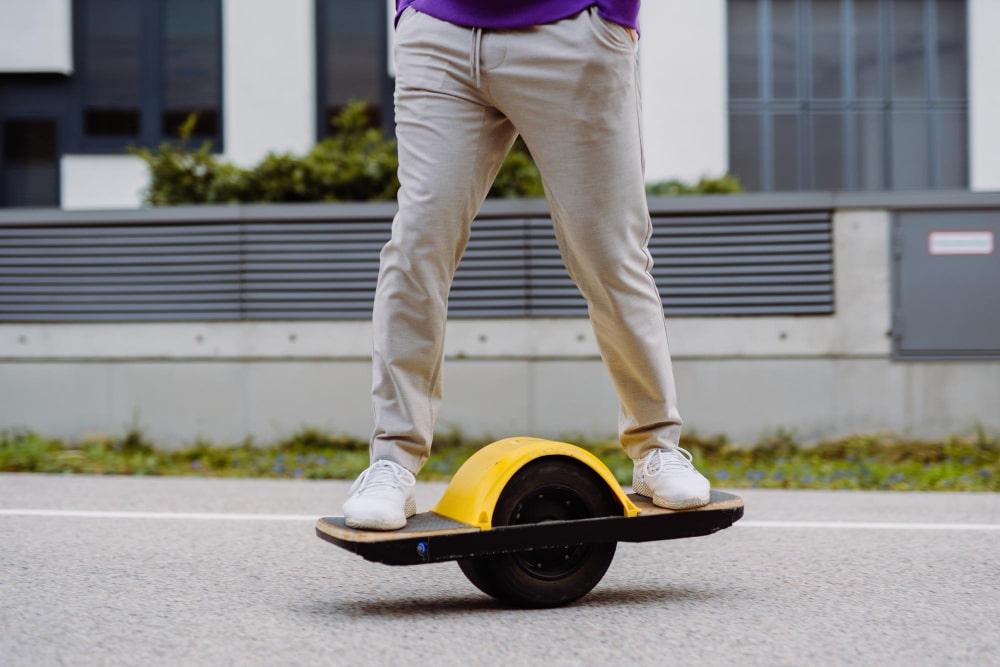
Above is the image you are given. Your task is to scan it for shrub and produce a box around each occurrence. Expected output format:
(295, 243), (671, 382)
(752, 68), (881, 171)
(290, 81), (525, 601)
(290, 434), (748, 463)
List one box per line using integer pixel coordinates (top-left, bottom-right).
(132, 101), (740, 205)
(489, 138), (545, 198)
(645, 173), (744, 196)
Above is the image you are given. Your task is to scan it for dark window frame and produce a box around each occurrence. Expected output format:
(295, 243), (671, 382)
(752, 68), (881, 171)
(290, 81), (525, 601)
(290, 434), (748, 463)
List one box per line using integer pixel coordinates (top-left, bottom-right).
(314, 0), (395, 140)
(0, 74), (74, 207)
(68, 0), (225, 154)
(0, 115), (61, 208)
(727, 0), (968, 191)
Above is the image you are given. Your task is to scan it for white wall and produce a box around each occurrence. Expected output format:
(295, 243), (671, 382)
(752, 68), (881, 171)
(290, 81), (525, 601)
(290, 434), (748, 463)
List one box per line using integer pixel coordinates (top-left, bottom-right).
(386, 0), (398, 77)
(969, 0), (1000, 191)
(222, 0), (316, 167)
(5, 356), (999, 448)
(638, 0), (728, 184)
(0, 0), (73, 74)
(60, 155), (148, 210)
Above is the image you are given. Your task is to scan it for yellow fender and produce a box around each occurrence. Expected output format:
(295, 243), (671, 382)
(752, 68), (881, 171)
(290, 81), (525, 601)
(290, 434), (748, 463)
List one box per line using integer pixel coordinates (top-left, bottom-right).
(432, 436), (639, 529)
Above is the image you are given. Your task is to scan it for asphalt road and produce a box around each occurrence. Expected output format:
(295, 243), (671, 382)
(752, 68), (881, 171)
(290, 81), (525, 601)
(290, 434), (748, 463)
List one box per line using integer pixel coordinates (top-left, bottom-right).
(2, 474), (999, 666)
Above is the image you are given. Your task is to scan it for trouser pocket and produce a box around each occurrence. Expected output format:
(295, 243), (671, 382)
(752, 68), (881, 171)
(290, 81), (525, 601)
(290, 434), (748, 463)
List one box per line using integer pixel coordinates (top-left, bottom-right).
(585, 6), (637, 53)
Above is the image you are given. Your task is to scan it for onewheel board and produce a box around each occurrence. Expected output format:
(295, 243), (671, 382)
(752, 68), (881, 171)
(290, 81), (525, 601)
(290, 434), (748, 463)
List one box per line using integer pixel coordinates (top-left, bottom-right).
(318, 438), (744, 607)
(316, 489), (743, 566)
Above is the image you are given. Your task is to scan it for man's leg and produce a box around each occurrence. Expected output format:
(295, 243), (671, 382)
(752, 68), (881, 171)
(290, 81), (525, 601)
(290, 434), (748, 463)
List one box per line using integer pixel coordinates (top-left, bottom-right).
(345, 10), (517, 529)
(488, 7), (682, 462)
(370, 10), (517, 474)
(487, 9), (708, 508)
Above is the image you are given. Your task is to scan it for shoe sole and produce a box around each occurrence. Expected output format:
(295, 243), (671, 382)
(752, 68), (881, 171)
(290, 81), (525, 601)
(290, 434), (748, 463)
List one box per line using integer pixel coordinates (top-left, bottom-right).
(345, 517), (407, 531)
(344, 497), (417, 531)
(632, 477), (710, 510)
(649, 493), (711, 510)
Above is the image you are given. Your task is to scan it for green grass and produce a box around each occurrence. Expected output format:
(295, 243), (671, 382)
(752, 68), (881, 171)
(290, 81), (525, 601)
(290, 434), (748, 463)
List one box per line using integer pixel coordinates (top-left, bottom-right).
(2, 426), (998, 492)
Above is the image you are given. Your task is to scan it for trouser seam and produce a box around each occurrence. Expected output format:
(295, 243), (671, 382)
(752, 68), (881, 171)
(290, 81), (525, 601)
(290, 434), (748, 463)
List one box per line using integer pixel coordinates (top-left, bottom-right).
(423, 103), (492, 436)
(633, 50), (681, 454)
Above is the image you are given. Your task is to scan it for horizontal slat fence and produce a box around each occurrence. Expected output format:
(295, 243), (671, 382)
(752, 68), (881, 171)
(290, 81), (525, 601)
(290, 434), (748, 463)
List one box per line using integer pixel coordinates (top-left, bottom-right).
(0, 205), (834, 321)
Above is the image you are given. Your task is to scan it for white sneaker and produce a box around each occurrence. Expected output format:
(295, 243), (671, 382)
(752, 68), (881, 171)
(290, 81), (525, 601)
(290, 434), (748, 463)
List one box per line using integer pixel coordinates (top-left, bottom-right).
(632, 447), (711, 510)
(342, 459), (417, 530)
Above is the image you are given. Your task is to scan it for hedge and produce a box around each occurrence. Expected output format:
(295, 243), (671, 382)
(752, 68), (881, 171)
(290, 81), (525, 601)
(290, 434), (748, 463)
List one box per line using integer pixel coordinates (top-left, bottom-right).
(130, 101), (742, 205)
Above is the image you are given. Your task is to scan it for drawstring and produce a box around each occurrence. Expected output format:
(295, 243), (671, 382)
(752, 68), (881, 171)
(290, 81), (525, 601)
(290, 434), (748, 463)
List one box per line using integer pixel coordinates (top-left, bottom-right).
(469, 26), (483, 88)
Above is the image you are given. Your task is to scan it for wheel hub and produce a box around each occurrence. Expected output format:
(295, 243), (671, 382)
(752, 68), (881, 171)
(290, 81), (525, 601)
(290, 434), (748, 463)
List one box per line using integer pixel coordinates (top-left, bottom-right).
(509, 487), (593, 579)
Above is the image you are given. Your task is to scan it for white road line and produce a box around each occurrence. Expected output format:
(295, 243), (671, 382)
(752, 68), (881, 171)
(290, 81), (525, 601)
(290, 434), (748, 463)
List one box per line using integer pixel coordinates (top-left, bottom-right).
(738, 520), (1000, 531)
(0, 509), (998, 531)
(0, 509), (316, 521)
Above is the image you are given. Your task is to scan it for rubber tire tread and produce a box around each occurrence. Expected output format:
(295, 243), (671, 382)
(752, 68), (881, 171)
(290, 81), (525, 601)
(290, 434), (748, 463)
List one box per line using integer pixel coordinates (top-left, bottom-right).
(457, 456), (620, 608)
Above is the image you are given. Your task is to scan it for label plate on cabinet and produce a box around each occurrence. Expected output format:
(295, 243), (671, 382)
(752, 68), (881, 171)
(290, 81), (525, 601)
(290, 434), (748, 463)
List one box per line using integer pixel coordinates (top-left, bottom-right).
(928, 230), (995, 256)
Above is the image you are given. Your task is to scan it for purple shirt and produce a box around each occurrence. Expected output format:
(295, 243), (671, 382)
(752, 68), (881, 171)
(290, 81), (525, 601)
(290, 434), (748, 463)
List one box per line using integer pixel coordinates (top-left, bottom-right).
(395, 0), (640, 31)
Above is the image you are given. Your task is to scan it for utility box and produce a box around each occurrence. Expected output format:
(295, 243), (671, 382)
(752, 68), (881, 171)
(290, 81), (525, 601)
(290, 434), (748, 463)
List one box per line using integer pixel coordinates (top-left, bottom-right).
(892, 210), (1000, 358)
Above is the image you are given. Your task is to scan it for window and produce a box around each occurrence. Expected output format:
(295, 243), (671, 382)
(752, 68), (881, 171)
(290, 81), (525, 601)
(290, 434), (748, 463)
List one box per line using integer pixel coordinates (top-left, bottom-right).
(161, 0), (223, 138)
(75, 0), (222, 150)
(81, 0), (142, 137)
(1, 119), (59, 207)
(727, 0), (968, 191)
(316, 0), (392, 137)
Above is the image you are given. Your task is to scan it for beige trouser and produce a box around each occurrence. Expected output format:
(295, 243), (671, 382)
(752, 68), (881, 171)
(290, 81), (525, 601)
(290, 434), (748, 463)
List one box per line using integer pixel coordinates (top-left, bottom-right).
(370, 5), (683, 473)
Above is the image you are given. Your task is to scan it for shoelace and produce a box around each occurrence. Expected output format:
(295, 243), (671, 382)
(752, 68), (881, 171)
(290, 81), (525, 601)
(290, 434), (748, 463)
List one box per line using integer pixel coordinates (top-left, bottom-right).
(643, 447), (695, 478)
(469, 26), (483, 88)
(350, 459), (416, 496)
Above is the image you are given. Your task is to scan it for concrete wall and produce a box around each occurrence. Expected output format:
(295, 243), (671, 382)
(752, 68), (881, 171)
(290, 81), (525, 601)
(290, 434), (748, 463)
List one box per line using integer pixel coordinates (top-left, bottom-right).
(60, 156), (148, 210)
(4, 356), (996, 449)
(3, 208), (999, 447)
(222, 0), (316, 166)
(969, 0), (1000, 191)
(386, 0), (399, 78)
(0, 0), (73, 74)
(639, 0), (728, 183)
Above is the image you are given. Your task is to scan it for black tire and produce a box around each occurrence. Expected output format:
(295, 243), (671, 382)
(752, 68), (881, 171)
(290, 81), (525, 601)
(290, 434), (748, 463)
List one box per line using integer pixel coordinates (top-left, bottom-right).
(458, 457), (620, 608)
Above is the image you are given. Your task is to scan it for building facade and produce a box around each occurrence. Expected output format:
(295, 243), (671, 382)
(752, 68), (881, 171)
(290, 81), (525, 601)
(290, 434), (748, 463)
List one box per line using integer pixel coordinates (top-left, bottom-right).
(1, 0), (997, 210)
